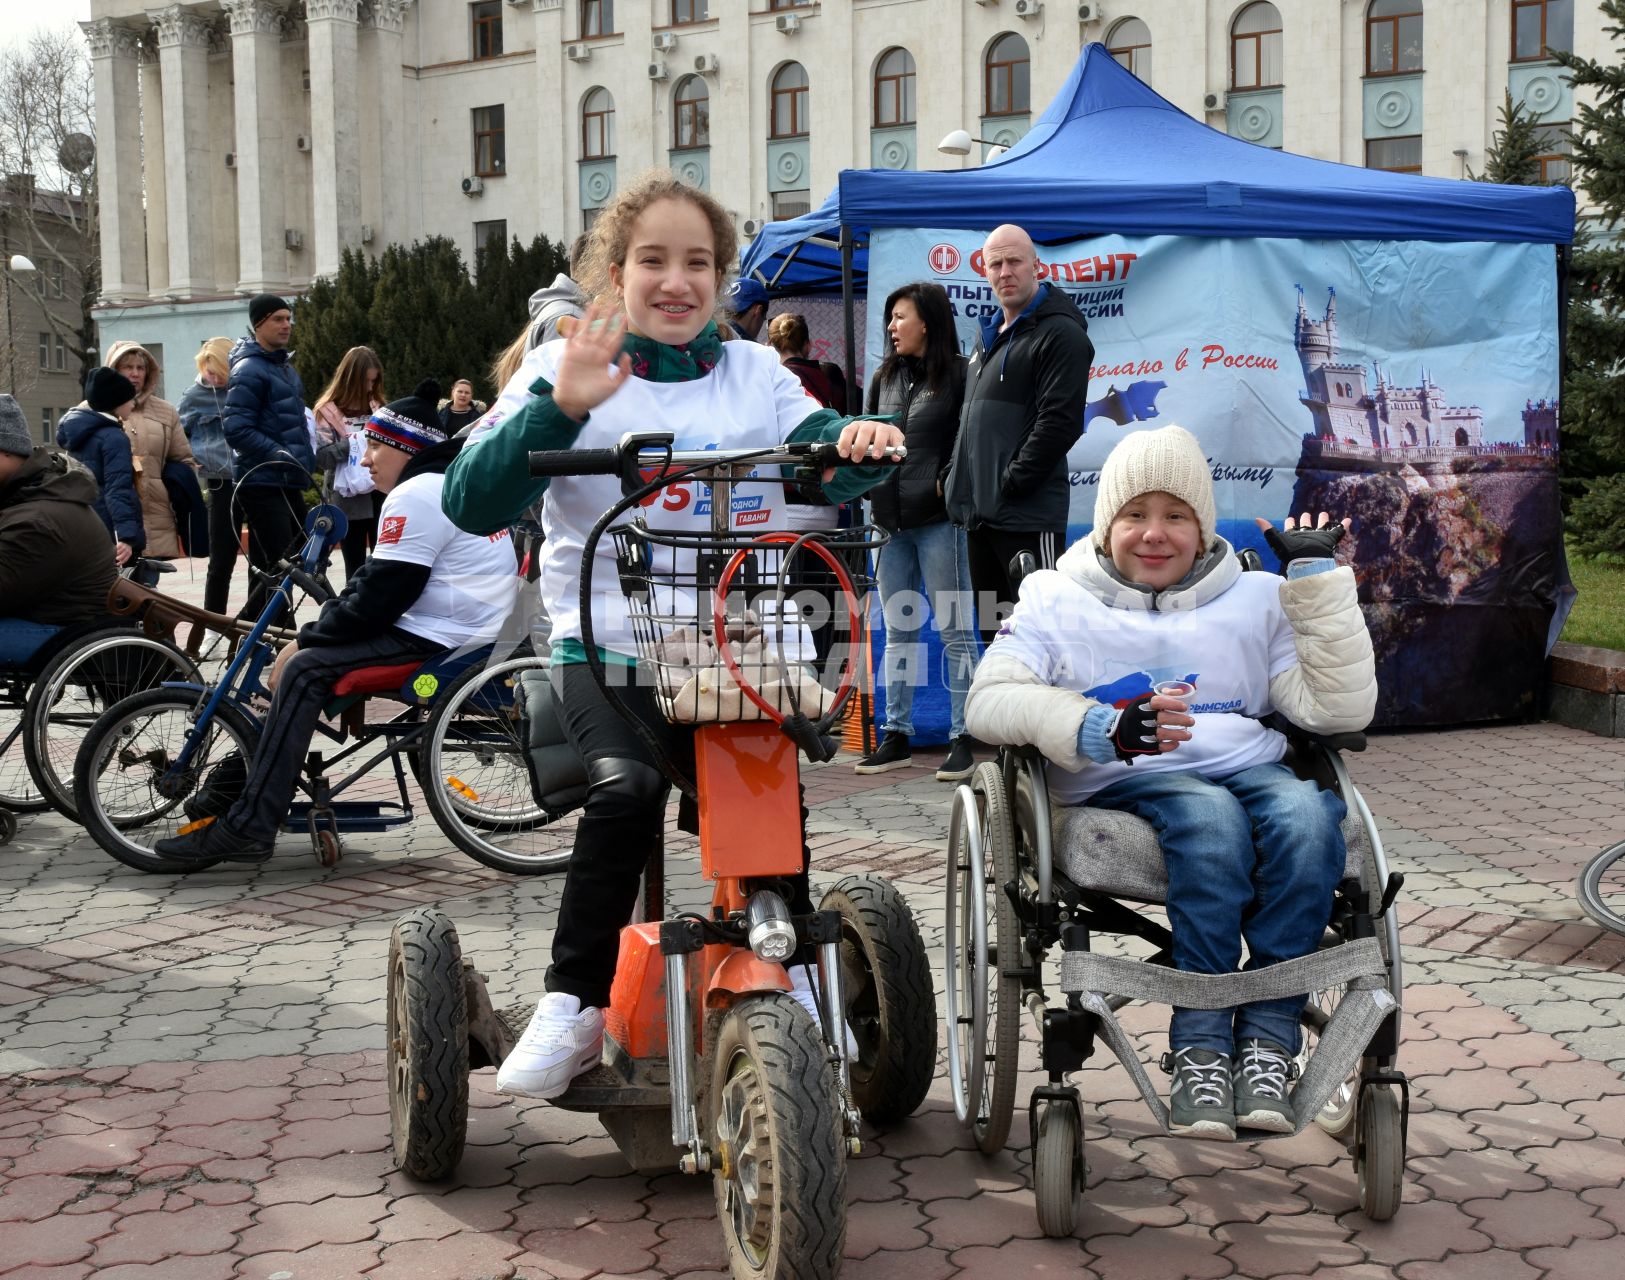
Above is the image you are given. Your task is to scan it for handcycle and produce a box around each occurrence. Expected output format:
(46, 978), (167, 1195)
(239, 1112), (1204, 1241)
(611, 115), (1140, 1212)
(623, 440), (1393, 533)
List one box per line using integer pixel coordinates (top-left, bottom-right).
(71, 504), (568, 875)
(386, 432), (936, 1280)
(944, 551), (1408, 1237)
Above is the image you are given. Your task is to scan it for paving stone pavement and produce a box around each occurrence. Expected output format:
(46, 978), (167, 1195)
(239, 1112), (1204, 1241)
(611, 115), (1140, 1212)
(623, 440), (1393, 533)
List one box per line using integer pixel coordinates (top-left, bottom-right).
(2, 558), (1624, 1278)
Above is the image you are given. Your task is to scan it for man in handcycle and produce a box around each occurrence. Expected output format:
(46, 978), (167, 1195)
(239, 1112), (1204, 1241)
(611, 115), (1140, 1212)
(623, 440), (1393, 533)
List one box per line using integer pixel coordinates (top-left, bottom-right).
(156, 380), (519, 865)
(965, 424), (1376, 1140)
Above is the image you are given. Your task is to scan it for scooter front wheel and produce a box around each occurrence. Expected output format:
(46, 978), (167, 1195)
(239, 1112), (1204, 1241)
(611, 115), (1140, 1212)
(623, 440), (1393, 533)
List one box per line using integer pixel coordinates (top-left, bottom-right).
(707, 993), (846, 1280)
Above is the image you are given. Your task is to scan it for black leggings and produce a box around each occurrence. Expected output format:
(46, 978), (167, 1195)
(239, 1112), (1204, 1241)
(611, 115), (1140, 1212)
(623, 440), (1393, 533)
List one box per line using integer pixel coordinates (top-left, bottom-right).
(203, 477), (242, 617)
(236, 485), (309, 621)
(544, 659), (815, 1009)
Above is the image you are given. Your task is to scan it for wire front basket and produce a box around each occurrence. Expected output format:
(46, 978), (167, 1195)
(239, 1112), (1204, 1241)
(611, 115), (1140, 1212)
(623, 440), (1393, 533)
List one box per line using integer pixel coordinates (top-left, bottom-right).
(611, 520), (887, 727)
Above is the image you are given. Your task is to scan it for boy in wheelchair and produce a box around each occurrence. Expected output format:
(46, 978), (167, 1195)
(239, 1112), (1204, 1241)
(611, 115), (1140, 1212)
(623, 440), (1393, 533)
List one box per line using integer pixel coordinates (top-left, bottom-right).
(156, 381), (519, 865)
(965, 424), (1375, 1140)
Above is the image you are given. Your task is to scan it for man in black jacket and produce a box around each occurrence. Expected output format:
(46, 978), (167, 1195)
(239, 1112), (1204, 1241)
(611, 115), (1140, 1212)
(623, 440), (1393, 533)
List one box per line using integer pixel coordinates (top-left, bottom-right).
(945, 224), (1093, 646)
(155, 382), (519, 865)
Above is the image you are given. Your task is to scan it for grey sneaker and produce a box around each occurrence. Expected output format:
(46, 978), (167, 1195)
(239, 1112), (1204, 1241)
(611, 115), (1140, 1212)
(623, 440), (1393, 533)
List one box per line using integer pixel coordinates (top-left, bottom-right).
(935, 736), (976, 781)
(854, 731), (911, 774)
(1165, 1046), (1236, 1141)
(1233, 1038), (1297, 1133)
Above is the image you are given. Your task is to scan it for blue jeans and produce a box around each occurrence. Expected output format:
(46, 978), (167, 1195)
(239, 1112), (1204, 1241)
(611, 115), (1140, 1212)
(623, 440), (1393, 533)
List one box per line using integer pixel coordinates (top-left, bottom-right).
(875, 520), (976, 740)
(0, 620), (63, 669)
(1089, 761), (1347, 1056)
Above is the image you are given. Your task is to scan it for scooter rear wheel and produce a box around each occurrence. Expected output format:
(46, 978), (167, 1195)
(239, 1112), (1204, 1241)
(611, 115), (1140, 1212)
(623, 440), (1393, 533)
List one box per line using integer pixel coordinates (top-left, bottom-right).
(707, 993), (846, 1280)
(388, 907), (470, 1181)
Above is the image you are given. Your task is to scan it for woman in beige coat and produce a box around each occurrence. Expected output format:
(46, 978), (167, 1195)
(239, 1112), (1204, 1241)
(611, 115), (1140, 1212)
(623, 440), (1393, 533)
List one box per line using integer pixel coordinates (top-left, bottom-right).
(106, 340), (194, 559)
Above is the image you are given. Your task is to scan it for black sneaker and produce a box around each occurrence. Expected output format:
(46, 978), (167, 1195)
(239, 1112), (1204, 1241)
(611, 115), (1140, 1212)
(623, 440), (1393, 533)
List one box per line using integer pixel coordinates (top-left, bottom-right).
(853, 731), (911, 775)
(154, 819), (276, 866)
(935, 736), (976, 782)
(1233, 1038), (1297, 1134)
(183, 752), (249, 824)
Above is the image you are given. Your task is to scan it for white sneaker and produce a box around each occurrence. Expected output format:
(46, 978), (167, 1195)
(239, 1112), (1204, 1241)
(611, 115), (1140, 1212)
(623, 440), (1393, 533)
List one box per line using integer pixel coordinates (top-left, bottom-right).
(787, 965), (859, 1057)
(495, 992), (605, 1099)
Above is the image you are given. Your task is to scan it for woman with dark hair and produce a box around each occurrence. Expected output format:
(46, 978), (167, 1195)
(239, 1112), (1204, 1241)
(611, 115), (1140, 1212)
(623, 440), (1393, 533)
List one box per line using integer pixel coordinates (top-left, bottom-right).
(312, 346), (387, 577)
(854, 281), (977, 782)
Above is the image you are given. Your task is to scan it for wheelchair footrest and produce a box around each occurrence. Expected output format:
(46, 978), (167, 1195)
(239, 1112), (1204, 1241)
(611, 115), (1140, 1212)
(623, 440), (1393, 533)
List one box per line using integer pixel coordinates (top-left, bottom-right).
(282, 800), (412, 833)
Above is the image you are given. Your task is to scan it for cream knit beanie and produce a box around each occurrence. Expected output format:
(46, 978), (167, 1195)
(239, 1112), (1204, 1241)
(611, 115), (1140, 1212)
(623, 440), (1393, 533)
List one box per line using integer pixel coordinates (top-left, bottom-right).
(1092, 424), (1217, 551)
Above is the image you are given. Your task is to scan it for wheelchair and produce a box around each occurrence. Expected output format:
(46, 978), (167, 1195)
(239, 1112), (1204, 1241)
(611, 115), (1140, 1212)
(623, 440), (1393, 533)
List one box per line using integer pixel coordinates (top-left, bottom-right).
(943, 553), (1407, 1238)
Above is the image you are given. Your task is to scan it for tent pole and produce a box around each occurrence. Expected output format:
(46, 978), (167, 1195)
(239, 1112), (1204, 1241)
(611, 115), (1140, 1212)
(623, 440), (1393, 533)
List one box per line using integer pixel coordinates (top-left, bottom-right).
(1556, 242), (1571, 426)
(839, 221), (874, 755)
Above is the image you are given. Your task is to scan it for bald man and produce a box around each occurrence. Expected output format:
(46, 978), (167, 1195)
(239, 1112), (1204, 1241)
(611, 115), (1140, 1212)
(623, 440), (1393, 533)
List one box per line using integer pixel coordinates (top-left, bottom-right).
(945, 224), (1093, 646)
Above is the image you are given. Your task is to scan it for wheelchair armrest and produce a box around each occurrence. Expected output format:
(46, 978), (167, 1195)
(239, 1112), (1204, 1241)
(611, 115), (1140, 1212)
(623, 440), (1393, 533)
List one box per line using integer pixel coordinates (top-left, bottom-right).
(1262, 712), (1366, 755)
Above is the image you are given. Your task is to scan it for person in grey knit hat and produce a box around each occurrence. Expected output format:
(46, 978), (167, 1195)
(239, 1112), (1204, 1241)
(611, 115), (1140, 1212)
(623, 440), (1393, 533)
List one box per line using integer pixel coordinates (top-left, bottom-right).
(0, 393), (33, 458)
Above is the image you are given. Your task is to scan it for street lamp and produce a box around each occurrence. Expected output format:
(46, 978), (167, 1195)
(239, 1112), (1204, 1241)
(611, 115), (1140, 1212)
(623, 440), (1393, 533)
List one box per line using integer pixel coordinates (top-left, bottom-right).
(3, 253), (38, 398)
(937, 129), (1009, 161)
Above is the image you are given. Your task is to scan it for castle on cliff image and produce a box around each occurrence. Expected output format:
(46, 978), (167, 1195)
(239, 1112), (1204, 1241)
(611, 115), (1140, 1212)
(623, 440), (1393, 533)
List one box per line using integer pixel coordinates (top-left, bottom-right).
(1292, 286), (1556, 459)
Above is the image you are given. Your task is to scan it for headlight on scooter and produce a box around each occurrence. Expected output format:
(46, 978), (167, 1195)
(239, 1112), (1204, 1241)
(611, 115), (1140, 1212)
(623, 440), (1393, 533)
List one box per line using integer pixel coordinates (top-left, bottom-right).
(745, 889), (797, 963)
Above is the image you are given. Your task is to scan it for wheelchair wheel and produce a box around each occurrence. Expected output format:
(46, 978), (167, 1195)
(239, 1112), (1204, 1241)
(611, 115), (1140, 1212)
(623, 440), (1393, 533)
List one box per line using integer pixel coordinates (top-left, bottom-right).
(1577, 841), (1625, 937)
(419, 656), (570, 876)
(943, 762), (1021, 1154)
(73, 688), (260, 874)
(388, 908), (470, 1182)
(24, 630), (198, 821)
(1032, 1096), (1083, 1239)
(819, 874), (936, 1126)
(1, 680), (48, 812)
(1355, 1082), (1405, 1221)
(1301, 986), (1358, 1137)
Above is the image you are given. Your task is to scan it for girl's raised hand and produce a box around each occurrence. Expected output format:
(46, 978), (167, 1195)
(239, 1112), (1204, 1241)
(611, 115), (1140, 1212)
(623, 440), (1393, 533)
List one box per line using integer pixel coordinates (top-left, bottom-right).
(550, 302), (633, 422)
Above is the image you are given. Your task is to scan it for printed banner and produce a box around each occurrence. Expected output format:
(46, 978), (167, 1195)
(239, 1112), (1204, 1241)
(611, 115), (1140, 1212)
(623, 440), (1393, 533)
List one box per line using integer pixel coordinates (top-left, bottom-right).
(867, 228), (1565, 726)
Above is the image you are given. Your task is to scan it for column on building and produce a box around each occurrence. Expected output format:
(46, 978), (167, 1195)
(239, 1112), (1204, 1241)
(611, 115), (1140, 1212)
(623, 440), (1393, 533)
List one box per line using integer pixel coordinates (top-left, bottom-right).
(532, 0), (568, 238)
(305, 0), (362, 278)
(362, 0), (413, 249)
(222, 0), (289, 293)
(139, 40), (170, 295)
(148, 4), (218, 296)
(80, 20), (147, 302)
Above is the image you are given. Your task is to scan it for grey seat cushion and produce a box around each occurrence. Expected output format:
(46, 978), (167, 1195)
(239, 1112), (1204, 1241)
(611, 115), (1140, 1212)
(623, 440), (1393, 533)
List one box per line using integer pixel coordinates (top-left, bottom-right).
(1052, 795), (1372, 905)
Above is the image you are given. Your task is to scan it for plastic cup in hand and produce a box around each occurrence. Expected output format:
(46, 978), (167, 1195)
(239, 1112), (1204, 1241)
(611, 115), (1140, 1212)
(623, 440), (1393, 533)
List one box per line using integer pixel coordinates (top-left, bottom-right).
(1152, 679), (1195, 701)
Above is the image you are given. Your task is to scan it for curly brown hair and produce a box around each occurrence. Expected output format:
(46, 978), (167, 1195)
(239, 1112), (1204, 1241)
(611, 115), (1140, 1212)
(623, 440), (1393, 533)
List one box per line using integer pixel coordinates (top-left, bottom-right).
(577, 170), (739, 315)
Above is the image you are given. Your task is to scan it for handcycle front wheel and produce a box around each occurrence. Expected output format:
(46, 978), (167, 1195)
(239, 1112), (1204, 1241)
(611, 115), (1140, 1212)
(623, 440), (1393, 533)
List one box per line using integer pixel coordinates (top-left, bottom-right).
(25, 629), (198, 821)
(388, 907), (470, 1181)
(419, 655), (571, 876)
(73, 688), (260, 874)
(1577, 841), (1625, 937)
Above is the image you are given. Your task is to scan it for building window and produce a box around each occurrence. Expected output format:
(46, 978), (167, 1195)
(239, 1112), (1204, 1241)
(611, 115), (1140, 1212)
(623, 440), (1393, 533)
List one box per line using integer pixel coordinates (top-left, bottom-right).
(473, 105), (505, 177)
(1512, 0), (1572, 61)
(580, 0), (614, 38)
(984, 33), (1030, 116)
(770, 62), (809, 139)
(1107, 17), (1152, 81)
(48, 260), (64, 299)
(1231, 2), (1283, 91)
(40, 407), (52, 438)
(670, 0), (708, 21)
(55, 336), (65, 371)
(474, 219), (508, 257)
(582, 207), (603, 233)
(1533, 123), (1572, 182)
(771, 190), (811, 220)
(1366, 134), (1421, 172)
(582, 87), (615, 158)
(673, 75), (710, 149)
(471, 1), (502, 60)
(769, 0), (811, 9)
(873, 47), (916, 127)
(38, 332), (49, 369)
(1366, 1), (1422, 76)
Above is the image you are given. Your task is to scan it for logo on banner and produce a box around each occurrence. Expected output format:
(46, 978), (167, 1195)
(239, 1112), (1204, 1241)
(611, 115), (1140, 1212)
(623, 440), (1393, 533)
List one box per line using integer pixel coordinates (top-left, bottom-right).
(927, 243), (961, 275)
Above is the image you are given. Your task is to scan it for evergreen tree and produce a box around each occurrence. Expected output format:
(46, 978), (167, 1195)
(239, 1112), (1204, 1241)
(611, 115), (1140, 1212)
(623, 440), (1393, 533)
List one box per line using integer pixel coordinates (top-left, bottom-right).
(1554, 0), (1625, 555)
(1471, 91), (1547, 184)
(292, 248), (380, 396)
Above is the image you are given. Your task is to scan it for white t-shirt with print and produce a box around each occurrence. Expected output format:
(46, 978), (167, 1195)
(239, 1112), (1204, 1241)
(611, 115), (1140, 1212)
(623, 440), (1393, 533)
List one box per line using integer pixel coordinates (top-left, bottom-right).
(373, 470), (520, 648)
(992, 567), (1299, 803)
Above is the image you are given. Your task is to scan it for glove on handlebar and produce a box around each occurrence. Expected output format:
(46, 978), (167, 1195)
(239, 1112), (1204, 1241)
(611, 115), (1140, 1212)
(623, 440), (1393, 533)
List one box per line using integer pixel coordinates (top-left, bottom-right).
(1110, 693), (1162, 764)
(1262, 522), (1344, 575)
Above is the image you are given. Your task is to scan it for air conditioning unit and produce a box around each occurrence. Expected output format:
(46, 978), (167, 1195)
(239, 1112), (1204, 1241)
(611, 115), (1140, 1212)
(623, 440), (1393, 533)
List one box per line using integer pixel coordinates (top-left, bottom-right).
(694, 52), (720, 75)
(284, 228), (303, 250)
(462, 175), (484, 196)
(775, 13), (801, 33)
(1014, 0), (1043, 17)
(360, 224), (374, 244)
(652, 31), (679, 53)
(742, 217), (764, 237)
(1077, 1), (1103, 20)
(1203, 91), (1224, 111)
(565, 42), (591, 63)
(648, 60), (668, 80)
(295, 134), (312, 153)
(224, 152), (236, 169)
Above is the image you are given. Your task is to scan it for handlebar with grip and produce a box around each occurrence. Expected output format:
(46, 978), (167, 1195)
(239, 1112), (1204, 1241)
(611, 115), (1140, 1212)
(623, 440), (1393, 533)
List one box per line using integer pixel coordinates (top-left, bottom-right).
(527, 447), (625, 478)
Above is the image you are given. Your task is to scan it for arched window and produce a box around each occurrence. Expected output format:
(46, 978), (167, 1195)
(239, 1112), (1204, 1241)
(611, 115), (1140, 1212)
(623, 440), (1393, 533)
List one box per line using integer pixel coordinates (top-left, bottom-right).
(1107, 18), (1152, 81)
(873, 47), (916, 127)
(673, 75), (709, 149)
(1367, 1), (1423, 75)
(770, 62), (809, 139)
(1231, 2), (1283, 91)
(1512, 0), (1573, 60)
(582, 87), (615, 159)
(984, 33), (1030, 116)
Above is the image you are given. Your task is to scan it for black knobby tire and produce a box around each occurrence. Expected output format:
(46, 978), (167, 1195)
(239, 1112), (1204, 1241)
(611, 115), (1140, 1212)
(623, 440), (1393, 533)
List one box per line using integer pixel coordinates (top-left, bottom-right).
(419, 655), (570, 876)
(0, 807), (16, 844)
(1577, 841), (1625, 937)
(971, 760), (1021, 1153)
(72, 688), (260, 874)
(707, 993), (846, 1280)
(1355, 1082), (1405, 1221)
(388, 907), (471, 1181)
(820, 874), (936, 1126)
(1032, 1099), (1083, 1239)
(26, 630), (198, 821)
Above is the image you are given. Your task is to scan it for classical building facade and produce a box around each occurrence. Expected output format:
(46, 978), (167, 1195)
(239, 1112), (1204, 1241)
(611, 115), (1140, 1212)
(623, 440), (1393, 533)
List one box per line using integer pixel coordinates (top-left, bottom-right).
(86, 0), (1608, 363)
